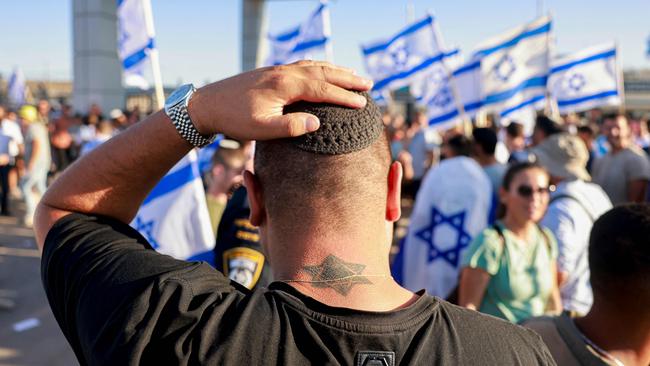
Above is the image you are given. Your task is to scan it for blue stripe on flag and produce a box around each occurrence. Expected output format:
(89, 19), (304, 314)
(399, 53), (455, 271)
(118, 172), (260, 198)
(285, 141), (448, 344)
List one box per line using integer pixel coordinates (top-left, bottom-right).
(453, 61), (481, 76)
(550, 49), (616, 74)
(123, 38), (155, 70)
(428, 101), (483, 126)
(557, 90), (618, 107)
(116, 0), (125, 8)
(187, 249), (216, 267)
(142, 162), (200, 205)
(373, 49), (460, 91)
(362, 15), (434, 55)
(483, 76), (548, 105)
(293, 37), (329, 53)
(500, 94), (546, 116)
(473, 21), (551, 59)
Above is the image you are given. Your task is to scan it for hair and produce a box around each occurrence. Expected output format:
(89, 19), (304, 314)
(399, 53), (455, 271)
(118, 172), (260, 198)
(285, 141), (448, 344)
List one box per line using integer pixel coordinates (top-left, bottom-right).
(446, 134), (472, 157)
(496, 162), (549, 219)
(472, 127), (498, 155)
(212, 145), (247, 170)
(254, 101), (391, 231)
(534, 115), (563, 137)
(589, 204), (650, 296)
(505, 122), (524, 138)
(577, 124), (596, 137)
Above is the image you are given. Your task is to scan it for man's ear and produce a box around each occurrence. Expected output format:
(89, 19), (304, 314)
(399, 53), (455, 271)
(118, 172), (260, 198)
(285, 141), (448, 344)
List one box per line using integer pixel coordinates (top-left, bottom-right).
(386, 161), (402, 222)
(211, 164), (224, 178)
(244, 170), (265, 226)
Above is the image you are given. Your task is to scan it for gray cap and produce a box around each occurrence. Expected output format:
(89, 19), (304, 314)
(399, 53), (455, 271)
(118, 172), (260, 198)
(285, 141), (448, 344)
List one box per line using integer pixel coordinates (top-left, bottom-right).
(532, 132), (590, 181)
(283, 91), (382, 155)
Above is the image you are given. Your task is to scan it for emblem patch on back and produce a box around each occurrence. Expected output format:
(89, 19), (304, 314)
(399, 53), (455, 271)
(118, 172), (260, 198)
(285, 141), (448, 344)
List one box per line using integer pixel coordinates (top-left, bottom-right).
(355, 351), (395, 366)
(223, 247), (265, 290)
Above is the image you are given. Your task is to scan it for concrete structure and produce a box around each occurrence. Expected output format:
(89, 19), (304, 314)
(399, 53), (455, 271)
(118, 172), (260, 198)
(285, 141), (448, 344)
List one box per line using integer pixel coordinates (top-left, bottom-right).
(72, 0), (124, 114)
(242, 0), (267, 71)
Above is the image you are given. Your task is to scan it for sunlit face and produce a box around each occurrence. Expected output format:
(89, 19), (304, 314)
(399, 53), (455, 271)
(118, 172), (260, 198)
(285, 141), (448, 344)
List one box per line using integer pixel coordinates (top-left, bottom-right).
(500, 168), (550, 223)
(603, 116), (630, 150)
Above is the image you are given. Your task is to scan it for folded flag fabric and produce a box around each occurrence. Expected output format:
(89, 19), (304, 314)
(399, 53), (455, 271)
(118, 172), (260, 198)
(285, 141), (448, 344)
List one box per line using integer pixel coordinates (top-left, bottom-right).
(362, 14), (454, 92)
(394, 156), (491, 298)
(549, 43), (621, 113)
(131, 150), (216, 265)
(473, 16), (552, 122)
(117, 0), (156, 89)
(266, 1), (331, 66)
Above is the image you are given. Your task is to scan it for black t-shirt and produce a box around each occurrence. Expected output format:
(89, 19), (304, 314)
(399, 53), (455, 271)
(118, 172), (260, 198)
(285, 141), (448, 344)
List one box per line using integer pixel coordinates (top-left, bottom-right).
(42, 213), (556, 365)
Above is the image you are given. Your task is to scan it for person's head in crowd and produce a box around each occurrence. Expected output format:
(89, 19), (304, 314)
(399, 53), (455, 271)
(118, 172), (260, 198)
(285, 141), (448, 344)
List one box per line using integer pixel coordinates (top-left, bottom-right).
(441, 134), (471, 159)
(6, 110), (18, 123)
(60, 104), (73, 118)
(0, 105), (6, 120)
(96, 119), (114, 137)
(532, 115), (563, 146)
(577, 124), (596, 151)
(532, 133), (590, 184)
(207, 140), (247, 197)
(497, 162), (550, 221)
(83, 113), (100, 126)
(589, 203), (650, 302)
(88, 103), (103, 119)
(602, 114), (631, 152)
(413, 110), (428, 129)
(37, 99), (50, 119)
(381, 111), (392, 126)
(19, 105), (38, 124)
(109, 108), (128, 129)
(471, 128), (498, 164)
(505, 122), (526, 153)
(248, 92), (398, 262)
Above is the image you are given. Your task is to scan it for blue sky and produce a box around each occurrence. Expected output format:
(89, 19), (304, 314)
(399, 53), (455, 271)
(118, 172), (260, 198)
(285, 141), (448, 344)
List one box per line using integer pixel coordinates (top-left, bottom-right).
(0, 0), (648, 86)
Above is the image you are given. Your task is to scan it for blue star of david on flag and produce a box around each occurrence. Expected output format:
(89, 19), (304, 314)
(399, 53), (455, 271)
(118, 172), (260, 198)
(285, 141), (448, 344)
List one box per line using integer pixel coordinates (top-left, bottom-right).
(493, 55), (516, 82)
(389, 42), (409, 71)
(135, 217), (159, 249)
(430, 87), (453, 108)
(567, 73), (586, 92)
(414, 207), (472, 266)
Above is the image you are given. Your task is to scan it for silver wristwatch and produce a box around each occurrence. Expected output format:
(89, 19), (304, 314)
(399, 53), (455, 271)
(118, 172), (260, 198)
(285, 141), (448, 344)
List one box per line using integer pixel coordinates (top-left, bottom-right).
(164, 84), (216, 148)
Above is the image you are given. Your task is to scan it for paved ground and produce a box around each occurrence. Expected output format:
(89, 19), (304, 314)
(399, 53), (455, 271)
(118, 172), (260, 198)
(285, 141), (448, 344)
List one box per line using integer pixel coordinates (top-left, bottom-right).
(0, 197), (77, 366)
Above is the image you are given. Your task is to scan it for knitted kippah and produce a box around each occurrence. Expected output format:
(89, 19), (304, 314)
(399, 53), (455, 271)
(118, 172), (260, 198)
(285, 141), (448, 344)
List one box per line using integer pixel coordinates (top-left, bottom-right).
(283, 91), (382, 155)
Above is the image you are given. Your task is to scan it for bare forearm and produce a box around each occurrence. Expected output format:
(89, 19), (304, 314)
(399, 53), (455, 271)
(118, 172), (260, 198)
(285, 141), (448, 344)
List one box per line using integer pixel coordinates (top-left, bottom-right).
(39, 110), (190, 224)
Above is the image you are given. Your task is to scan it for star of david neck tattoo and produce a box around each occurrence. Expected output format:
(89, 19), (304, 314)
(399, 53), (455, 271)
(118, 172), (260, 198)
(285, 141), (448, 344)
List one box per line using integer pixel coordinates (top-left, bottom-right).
(281, 255), (388, 296)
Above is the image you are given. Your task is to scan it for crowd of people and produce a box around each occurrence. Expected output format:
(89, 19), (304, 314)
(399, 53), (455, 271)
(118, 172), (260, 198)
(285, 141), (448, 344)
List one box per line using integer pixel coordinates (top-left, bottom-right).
(2, 62), (649, 365)
(0, 101), (142, 225)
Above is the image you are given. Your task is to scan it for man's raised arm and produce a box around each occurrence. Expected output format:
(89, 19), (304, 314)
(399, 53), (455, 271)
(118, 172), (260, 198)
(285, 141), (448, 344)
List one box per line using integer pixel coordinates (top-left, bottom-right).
(34, 62), (372, 249)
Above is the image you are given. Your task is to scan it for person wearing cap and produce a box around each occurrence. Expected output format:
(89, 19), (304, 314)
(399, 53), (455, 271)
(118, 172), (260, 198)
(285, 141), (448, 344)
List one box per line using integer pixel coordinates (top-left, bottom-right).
(109, 108), (129, 131)
(533, 133), (612, 316)
(33, 62), (554, 365)
(592, 114), (650, 204)
(19, 104), (51, 227)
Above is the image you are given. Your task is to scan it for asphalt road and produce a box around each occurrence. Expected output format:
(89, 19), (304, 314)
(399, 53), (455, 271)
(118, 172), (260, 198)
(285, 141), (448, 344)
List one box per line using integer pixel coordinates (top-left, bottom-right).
(0, 197), (78, 366)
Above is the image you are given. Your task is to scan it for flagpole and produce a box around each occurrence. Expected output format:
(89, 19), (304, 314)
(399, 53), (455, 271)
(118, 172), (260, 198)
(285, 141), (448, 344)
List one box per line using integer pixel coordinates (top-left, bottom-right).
(615, 42), (626, 115)
(141, 0), (165, 110)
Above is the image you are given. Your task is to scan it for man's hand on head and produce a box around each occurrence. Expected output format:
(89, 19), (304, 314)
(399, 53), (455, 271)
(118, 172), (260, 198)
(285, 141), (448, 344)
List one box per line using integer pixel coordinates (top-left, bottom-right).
(188, 60), (373, 141)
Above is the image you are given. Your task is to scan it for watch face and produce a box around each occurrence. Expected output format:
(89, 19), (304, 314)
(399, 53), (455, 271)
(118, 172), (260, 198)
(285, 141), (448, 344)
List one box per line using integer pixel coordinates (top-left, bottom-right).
(165, 84), (194, 110)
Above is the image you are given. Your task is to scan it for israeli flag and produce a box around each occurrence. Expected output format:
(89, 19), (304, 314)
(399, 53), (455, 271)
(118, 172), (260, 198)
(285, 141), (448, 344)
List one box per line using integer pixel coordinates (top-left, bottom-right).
(7, 67), (26, 107)
(266, 1), (331, 66)
(132, 150), (216, 264)
(117, 0), (155, 89)
(393, 157), (491, 298)
(549, 43), (621, 113)
(412, 60), (483, 131)
(473, 16), (551, 119)
(361, 14), (456, 92)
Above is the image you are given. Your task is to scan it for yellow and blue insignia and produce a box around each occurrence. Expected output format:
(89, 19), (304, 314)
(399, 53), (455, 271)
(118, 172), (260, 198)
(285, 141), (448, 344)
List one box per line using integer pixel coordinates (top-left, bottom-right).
(223, 247), (265, 290)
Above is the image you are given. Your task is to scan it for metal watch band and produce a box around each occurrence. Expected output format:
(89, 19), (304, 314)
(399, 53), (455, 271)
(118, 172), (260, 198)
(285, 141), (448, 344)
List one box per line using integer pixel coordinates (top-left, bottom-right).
(167, 103), (216, 148)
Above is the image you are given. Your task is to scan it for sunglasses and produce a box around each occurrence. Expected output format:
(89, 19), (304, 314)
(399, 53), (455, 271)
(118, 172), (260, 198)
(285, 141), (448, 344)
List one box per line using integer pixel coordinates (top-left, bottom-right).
(515, 185), (553, 198)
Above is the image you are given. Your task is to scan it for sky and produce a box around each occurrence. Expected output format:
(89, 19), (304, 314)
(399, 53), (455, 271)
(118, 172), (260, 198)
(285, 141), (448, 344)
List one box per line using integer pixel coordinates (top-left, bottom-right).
(0, 0), (648, 87)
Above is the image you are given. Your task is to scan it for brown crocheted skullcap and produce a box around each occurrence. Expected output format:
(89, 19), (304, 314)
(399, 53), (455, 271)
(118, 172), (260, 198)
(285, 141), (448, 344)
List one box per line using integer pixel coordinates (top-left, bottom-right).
(283, 91), (382, 155)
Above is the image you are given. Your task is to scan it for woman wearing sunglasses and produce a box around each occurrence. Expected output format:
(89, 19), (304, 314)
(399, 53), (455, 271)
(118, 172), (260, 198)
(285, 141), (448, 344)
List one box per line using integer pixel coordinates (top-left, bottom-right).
(458, 162), (562, 323)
